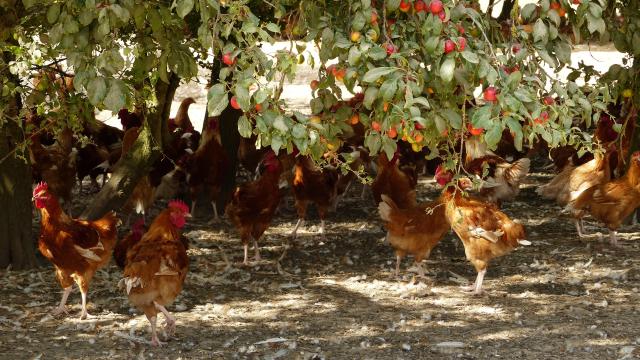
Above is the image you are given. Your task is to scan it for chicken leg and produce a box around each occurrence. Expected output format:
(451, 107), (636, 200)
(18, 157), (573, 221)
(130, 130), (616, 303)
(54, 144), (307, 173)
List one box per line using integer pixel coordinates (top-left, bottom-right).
(211, 201), (219, 221)
(609, 229), (619, 246)
(154, 301), (176, 336)
(319, 219), (326, 239)
(52, 287), (72, 316)
(148, 315), (164, 346)
(79, 287), (90, 319)
(291, 218), (305, 238)
(253, 238), (261, 261)
(395, 254), (402, 277)
(460, 269), (487, 295)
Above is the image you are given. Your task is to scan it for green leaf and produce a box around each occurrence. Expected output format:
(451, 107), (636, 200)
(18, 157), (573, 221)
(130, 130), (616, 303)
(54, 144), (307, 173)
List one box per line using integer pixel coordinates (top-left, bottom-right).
(368, 46), (387, 60)
(441, 109), (462, 129)
(348, 46), (361, 66)
(86, 77), (107, 106)
(386, 0), (400, 12)
(273, 116), (288, 132)
(554, 41), (572, 64)
(382, 137), (396, 160)
(471, 105), (492, 128)
(238, 115), (253, 138)
(505, 118), (523, 151)
(310, 98), (324, 114)
(292, 123), (306, 138)
(271, 135), (283, 154)
(47, 4), (60, 24)
(363, 67), (396, 83)
(351, 12), (366, 31)
(64, 19), (80, 34)
(253, 89), (269, 104)
(79, 9), (95, 26)
(266, 22), (280, 33)
(484, 123), (503, 148)
(514, 88), (534, 103)
(207, 84), (229, 117)
(439, 58), (455, 83)
(235, 82), (251, 111)
(460, 50), (479, 64)
(366, 132), (382, 154)
(176, 0), (194, 18)
(103, 80), (126, 111)
(533, 19), (548, 43)
(380, 79), (397, 102)
(506, 71), (522, 89)
(363, 87), (379, 110)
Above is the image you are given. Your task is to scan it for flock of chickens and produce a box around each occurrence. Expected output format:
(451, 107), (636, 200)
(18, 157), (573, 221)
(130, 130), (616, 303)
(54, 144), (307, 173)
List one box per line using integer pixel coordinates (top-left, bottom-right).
(28, 92), (640, 346)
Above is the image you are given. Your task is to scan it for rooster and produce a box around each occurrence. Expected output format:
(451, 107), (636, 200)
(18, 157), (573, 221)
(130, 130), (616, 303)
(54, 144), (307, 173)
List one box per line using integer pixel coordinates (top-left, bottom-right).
(291, 154), (339, 239)
(30, 128), (77, 209)
(378, 195), (449, 279)
(566, 151), (640, 246)
(371, 151), (417, 209)
(119, 127), (154, 223)
(464, 136), (530, 206)
(438, 175), (529, 295)
(120, 200), (190, 346)
(538, 147), (614, 236)
(114, 218), (146, 269)
(184, 117), (230, 221)
(33, 182), (119, 318)
(226, 151), (285, 264)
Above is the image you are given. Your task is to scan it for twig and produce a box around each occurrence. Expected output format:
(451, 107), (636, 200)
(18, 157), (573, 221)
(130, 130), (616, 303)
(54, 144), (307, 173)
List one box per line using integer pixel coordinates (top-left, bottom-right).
(113, 330), (154, 345)
(216, 245), (232, 272)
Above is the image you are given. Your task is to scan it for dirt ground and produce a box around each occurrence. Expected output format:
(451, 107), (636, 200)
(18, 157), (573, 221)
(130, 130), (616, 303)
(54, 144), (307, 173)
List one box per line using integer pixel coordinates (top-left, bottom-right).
(2, 166), (640, 360)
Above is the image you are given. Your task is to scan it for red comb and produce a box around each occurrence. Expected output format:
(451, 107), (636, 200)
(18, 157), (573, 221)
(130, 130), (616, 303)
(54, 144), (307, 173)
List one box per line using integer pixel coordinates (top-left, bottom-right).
(33, 181), (48, 195)
(168, 199), (189, 213)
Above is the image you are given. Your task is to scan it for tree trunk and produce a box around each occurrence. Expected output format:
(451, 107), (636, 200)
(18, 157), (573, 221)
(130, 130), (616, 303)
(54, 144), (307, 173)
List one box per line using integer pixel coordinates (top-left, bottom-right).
(217, 99), (242, 214)
(0, 32), (37, 269)
(81, 73), (180, 220)
(497, 0), (515, 22)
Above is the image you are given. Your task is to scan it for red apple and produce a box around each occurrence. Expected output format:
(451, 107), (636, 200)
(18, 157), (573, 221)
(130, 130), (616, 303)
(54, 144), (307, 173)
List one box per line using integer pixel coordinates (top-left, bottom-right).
(414, 0), (427, 12)
(438, 11), (446, 21)
(255, 103), (263, 112)
(310, 80), (320, 90)
(388, 127), (398, 138)
(444, 39), (456, 54)
(572, 0), (581, 4)
(457, 37), (466, 51)
(543, 96), (555, 105)
(512, 43), (522, 54)
(541, 111), (549, 120)
(371, 10), (379, 23)
(430, 0), (443, 14)
(415, 122), (425, 130)
(399, 0), (411, 12)
(467, 123), (484, 136)
(372, 121), (382, 132)
(222, 52), (236, 66)
(456, 24), (465, 34)
(483, 86), (498, 102)
(230, 96), (241, 110)
(386, 43), (397, 55)
(550, 2), (561, 9)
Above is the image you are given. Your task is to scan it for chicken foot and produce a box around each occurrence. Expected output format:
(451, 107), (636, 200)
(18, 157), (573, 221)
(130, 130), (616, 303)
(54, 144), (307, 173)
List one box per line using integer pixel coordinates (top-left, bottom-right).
(608, 230), (619, 247)
(154, 301), (176, 337)
(574, 219), (588, 237)
(148, 315), (165, 347)
(291, 219), (305, 238)
(51, 287), (72, 316)
(460, 269), (487, 295)
(79, 287), (91, 320)
(242, 238), (262, 265)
